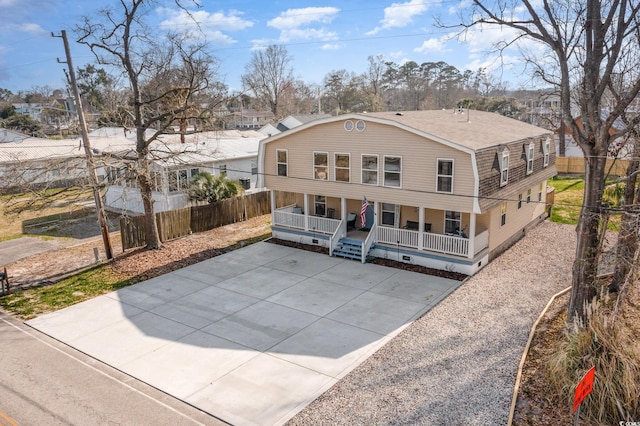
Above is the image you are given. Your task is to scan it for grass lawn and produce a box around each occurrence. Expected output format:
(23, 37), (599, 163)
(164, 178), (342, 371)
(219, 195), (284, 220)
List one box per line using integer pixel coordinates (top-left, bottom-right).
(0, 187), (94, 242)
(0, 266), (139, 319)
(548, 176), (584, 225)
(548, 175), (621, 230)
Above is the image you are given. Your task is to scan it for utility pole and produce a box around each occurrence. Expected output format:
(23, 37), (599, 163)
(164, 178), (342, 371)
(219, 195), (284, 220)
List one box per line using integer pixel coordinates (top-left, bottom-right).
(54, 30), (113, 260)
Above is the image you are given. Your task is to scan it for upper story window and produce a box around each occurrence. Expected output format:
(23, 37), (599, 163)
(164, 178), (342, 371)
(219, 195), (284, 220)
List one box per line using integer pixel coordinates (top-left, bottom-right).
(527, 142), (535, 175)
(500, 202), (507, 226)
(362, 154), (378, 185)
(335, 153), (350, 182)
(527, 188), (532, 203)
(543, 140), (550, 167)
(437, 159), (454, 193)
(219, 164), (227, 177)
(518, 193), (523, 209)
(384, 156), (401, 188)
(251, 159), (258, 175)
(314, 151), (328, 180)
(500, 149), (509, 186)
(538, 182), (544, 201)
(277, 149), (288, 177)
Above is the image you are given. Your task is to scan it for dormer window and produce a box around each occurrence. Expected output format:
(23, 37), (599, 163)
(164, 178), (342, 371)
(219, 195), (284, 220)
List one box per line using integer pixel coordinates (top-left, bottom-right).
(500, 148), (509, 186)
(527, 142), (534, 175)
(543, 140), (550, 167)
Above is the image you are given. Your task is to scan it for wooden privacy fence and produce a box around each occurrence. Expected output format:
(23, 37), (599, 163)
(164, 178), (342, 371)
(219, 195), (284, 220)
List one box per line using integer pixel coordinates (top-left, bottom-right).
(555, 156), (630, 176)
(120, 190), (295, 250)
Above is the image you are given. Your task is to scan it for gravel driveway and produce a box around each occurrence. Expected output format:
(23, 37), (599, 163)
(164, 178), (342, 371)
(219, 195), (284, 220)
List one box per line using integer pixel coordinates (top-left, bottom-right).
(289, 220), (575, 425)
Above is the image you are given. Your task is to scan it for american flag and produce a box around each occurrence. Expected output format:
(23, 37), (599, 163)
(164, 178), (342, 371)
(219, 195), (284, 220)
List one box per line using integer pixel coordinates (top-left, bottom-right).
(360, 197), (368, 227)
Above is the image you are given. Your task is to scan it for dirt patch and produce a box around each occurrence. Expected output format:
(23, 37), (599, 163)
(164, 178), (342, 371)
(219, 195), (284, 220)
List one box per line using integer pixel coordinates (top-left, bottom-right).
(513, 292), (572, 425)
(6, 215), (272, 292)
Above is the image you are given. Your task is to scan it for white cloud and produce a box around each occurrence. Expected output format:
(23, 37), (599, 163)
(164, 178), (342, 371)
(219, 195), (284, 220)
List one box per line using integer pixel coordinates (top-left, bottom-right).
(321, 43), (342, 50)
(268, 7), (340, 30)
(414, 37), (447, 53)
(158, 8), (253, 45)
(367, 0), (431, 35)
(267, 7), (340, 43)
(389, 50), (405, 59)
(16, 23), (46, 35)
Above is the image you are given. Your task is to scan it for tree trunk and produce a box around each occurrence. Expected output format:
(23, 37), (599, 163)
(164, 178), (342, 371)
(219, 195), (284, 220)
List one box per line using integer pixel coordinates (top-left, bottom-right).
(137, 156), (162, 250)
(568, 154), (607, 324)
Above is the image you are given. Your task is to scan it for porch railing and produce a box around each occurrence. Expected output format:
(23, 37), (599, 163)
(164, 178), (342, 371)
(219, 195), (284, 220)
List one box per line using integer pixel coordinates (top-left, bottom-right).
(308, 216), (341, 234)
(377, 225), (470, 257)
(362, 222), (378, 263)
(273, 208), (340, 235)
(329, 219), (346, 256)
(423, 232), (469, 257)
(273, 210), (305, 230)
(377, 226), (419, 248)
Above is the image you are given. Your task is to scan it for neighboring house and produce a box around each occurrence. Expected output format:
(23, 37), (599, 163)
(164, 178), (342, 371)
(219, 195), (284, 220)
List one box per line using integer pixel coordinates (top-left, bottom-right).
(103, 130), (264, 214)
(258, 110), (556, 275)
(0, 133), (92, 192)
(258, 114), (331, 137)
(12, 103), (44, 121)
(0, 128), (264, 214)
(229, 109), (274, 130)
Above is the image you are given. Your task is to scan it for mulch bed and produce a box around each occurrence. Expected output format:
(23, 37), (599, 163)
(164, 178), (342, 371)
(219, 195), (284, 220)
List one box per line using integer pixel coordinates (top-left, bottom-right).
(268, 238), (468, 281)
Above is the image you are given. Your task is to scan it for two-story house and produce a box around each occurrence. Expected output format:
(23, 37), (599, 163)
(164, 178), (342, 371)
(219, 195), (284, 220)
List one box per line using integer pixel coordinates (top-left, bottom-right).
(258, 109), (556, 275)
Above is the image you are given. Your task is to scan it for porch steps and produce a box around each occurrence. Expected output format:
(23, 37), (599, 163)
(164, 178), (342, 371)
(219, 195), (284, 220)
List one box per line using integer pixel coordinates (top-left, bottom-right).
(332, 237), (373, 262)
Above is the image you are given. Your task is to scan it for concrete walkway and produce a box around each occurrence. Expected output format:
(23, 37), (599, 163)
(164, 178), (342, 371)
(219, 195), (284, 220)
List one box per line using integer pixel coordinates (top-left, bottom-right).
(27, 242), (463, 426)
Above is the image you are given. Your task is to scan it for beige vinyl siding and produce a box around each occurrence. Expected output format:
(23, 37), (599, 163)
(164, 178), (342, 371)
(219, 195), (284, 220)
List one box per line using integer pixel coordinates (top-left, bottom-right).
(263, 120), (476, 212)
(487, 180), (547, 251)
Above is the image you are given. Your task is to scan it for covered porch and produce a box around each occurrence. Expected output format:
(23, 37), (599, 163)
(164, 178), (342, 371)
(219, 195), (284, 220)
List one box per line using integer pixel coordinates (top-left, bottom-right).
(270, 192), (489, 275)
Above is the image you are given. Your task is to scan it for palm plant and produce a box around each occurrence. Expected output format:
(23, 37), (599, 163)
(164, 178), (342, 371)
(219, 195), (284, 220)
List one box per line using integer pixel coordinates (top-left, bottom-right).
(188, 171), (243, 204)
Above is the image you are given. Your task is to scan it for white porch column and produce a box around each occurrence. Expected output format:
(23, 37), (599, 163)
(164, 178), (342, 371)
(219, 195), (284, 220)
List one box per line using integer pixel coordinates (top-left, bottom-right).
(303, 193), (309, 231)
(418, 206), (424, 250)
(341, 197), (347, 221)
(468, 212), (476, 259)
(270, 190), (276, 224)
(373, 200), (379, 226)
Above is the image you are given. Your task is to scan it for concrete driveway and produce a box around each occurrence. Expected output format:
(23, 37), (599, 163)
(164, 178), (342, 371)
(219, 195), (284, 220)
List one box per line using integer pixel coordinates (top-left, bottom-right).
(27, 242), (462, 426)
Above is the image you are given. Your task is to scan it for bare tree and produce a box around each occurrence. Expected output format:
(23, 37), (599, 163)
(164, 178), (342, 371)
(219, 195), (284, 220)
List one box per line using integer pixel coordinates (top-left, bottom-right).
(454, 0), (640, 325)
(76, 0), (219, 249)
(241, 45), (294, 120)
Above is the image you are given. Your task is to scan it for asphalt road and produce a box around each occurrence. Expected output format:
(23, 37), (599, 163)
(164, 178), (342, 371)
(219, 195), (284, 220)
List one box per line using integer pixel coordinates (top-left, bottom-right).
(0, 312), (226, 426)
(0, 237), (66, 265)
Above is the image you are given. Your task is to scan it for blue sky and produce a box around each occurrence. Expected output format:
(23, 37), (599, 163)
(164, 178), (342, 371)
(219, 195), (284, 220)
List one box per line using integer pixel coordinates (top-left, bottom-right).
(0, 0), (537, 95)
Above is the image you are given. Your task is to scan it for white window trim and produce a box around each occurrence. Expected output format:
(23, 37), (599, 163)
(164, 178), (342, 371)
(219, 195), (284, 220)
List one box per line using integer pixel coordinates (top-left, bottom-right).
(527, 142), (534, 175)
(383, 155), (402, 188)
(436, 158), (454, 193)
(276, 149), (288, 177)
(361, 153), (379, 186)
(313, 151), (329, 180)
(500, 149), (509, 186)
(334, 152), (350, 183)
(543, 140), (550, 167)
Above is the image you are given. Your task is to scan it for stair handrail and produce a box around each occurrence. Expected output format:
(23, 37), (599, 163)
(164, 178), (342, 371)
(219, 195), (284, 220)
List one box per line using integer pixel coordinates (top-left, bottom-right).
(361, 222), (377, 263)
(329, 218), (346, 256)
